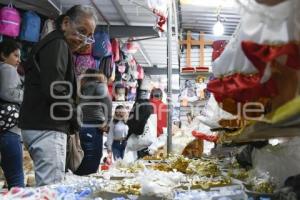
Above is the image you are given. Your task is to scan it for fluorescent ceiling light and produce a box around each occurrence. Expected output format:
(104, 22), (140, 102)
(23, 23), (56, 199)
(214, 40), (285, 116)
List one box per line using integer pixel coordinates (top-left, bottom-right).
(180, 0), (238, 8)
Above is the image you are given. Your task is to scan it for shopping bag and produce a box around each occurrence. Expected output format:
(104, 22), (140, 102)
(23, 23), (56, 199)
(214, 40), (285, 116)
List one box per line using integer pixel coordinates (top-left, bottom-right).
(66, 132), (84, 172)
(123, 148), (138, 163)
(126, 114), (157, 151)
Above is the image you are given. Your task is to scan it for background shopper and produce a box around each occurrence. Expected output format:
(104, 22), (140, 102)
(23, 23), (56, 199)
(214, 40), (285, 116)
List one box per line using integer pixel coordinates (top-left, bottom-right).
(0, 40), (24, 189)
(19, 5), (97, 186)
(107, 105), (129, 160)
(75, 69), (112, 175)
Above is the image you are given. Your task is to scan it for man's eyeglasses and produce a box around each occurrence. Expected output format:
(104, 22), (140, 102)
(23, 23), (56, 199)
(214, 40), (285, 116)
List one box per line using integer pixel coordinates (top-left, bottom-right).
(71, 22), (95, 45)
(75, 31), (95, 45)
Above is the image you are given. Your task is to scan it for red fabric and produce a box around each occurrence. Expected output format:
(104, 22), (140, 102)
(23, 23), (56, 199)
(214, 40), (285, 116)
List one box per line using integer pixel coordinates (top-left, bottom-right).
(182, 67), (195, 73)
(137, 64), (144, 80)
(195, 66), (209, 72)
(153, 9), (167, 32)
(150, 98), (167, 137)
(108, 83), (113, 98)
(111, 38), (120, 62)
(242, 41), (300, 72)
(100, 165), (109, 171)
(192, 130), (219, 143)
(125, 41), (139, 54)
(212, 40), (227, 61)
(207, 73), (277, 103)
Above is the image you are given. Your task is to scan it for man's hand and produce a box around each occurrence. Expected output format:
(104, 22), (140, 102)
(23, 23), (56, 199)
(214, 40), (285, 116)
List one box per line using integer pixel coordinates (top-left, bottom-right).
(107, 151), (112, 158)
(99, 125), (109, 132)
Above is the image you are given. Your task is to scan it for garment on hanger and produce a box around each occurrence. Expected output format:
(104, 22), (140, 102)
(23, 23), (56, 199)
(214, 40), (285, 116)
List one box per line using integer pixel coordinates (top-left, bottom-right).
(239, 0), (300, 71)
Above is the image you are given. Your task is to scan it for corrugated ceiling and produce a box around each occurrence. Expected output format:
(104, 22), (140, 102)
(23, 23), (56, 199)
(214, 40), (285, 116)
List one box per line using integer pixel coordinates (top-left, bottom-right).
(0, 0), (241, 90)
(180, 0), (241, 36)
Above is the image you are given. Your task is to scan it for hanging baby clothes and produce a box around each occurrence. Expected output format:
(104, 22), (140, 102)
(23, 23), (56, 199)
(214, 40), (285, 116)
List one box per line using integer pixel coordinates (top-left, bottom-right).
(238, 0), (300, 110)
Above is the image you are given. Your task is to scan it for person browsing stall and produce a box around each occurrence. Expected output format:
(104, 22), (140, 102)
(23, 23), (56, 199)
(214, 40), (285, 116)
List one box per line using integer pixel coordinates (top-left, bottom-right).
(19, 5), (97, 186)
(75, 69), (112, 175)
(107, 105), (129, 160)
(0, 40), (24, 189)
(150, 88), (167, 137)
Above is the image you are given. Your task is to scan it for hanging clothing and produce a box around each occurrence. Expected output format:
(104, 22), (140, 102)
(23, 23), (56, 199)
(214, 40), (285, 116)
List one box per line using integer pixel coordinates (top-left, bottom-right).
(150, 98), (167, 137)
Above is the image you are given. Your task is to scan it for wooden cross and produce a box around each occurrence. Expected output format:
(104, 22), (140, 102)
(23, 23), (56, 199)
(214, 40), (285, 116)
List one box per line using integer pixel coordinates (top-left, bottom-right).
(180, 31), (214, 67)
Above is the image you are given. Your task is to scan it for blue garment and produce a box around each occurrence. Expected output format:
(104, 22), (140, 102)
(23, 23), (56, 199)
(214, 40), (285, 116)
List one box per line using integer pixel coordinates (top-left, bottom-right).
(75, 127), (103, 176)
(112, 140), (127, 160)
(0, 131), (24, 188)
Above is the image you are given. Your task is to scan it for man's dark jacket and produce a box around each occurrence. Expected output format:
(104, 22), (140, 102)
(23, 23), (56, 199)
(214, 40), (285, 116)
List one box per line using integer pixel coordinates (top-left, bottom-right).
(19, 30), (77, 134)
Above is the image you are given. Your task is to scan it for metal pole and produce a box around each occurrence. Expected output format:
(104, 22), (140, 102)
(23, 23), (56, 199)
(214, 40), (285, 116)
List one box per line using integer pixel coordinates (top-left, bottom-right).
(167, 1), (173, 155)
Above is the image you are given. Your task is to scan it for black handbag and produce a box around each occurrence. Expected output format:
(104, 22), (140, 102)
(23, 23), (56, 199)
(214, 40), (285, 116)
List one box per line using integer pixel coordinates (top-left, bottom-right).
(0, 100), (20, 133)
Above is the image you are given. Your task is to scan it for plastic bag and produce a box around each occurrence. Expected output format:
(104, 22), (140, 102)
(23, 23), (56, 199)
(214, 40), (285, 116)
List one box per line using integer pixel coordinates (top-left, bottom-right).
(138, 169), (184, 198)
(171, 136), (195, 156)
(147, 0), (168, 17)
(198, 95), (235, 128)
(252, 137), (300, 186)
(148, 133), (167, 155)
(122, 148), (138, 163)
(122, 41), (139, 54)
(126, 114), (157, 151)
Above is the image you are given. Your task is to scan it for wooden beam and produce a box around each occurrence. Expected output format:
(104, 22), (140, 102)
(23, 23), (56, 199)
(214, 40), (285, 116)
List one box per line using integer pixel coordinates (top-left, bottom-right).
(200, 32), (204, 66)
(180, 31), (214, 67)
(180, 39), (213, 45)
(186, 31), (191, 67)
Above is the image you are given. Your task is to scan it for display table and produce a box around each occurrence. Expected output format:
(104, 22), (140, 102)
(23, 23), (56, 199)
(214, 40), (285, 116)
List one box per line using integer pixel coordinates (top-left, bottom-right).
(0, 154), (293, 200)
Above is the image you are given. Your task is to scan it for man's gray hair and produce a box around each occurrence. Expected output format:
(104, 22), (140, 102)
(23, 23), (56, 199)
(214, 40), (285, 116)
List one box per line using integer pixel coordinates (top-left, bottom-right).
(67, 5), (98, 24)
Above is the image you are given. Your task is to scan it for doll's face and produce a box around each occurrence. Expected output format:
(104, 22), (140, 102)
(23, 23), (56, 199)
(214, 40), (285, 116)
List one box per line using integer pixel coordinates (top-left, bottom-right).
(185, 80), (193, 88)
(115, 88), (126, 101)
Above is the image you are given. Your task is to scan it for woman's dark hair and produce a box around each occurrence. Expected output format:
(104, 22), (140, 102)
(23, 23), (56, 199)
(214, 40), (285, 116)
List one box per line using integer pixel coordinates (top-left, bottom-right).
(0, 40), (21, 61)
(56, 5), (97, 30)
(151, 88), (163, 99)
(115, 105), (125, 111)
(81, 68), (107, 84)
(127, 99), (153, 137)
(113, 105), (126, 124)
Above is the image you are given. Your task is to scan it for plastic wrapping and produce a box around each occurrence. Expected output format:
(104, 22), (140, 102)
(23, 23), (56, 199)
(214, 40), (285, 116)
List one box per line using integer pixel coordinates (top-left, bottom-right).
(123, 148), (138, 163)
(252, 137), (300, 187)
(126, 114), (157, 152)
(147, 0), (168, 32)
(122, 41), (140, 54)
(148, 133), (167, 155)
(147, 0), (168, 17)
(198, 95), (235, 129)
(50, 171), (107, 199)
(138, 169), (184, 198)
(173, 185), (247, 200)
(0, 187), (57, 200)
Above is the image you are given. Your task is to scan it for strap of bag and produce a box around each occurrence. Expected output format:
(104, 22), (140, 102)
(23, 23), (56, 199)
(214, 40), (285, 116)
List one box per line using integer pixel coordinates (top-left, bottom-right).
(8, 2), (13, 8)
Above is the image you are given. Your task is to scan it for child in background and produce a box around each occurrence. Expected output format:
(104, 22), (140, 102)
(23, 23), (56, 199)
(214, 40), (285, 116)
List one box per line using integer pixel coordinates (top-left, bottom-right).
(75, 69), (112, 176)
(107, 105), (128, 160)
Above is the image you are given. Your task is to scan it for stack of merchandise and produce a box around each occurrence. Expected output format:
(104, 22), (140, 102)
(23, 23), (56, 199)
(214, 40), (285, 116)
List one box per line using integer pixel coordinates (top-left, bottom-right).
(200, 1), (300, 198)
